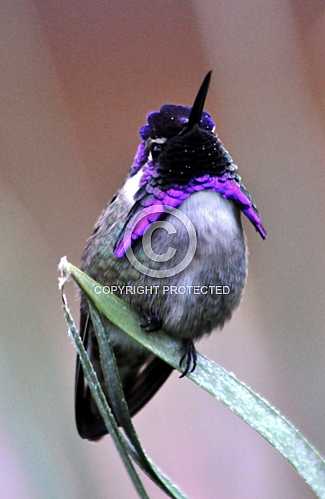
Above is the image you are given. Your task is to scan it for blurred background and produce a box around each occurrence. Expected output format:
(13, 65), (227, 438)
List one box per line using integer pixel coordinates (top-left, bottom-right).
(1, 1), (325, 498)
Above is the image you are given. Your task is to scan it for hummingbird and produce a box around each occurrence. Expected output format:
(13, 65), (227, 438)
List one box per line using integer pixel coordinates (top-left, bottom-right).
(75, 72), (267, 440)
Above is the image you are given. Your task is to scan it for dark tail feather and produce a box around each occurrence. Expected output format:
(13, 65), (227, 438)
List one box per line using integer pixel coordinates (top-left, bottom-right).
(75, 311), (173, 441)
(123, 355), (173, 418)
(74, 311), (105, 440)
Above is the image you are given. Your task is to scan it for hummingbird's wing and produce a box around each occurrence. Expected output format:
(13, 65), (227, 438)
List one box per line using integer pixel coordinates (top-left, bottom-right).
(75, 192), (173, 440)
(75, 307), (173, 440)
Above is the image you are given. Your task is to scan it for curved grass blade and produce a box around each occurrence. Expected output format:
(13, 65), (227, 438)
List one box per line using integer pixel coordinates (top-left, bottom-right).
(60, 258), (325, 499)
(59, 283), (150, 499)
(88, 303), (186, 499)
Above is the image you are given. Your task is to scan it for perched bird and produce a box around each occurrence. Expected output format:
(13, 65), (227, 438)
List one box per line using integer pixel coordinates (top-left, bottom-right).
(75, 72), (266, 440)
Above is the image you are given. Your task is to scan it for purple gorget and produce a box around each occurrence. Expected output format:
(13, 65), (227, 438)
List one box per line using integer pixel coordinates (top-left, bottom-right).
(114, 164), (266, 258)
(113, 104), (267, 258)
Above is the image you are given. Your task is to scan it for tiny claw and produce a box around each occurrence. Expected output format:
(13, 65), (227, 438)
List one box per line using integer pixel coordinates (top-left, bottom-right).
(179, 340), (197, 378)
(140, 314), (162, 333)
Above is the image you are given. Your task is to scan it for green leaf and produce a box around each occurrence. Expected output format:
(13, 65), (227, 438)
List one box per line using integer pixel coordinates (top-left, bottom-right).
(60, 288), (150, 499)
(59, 258), (325, 499)
(88, 303), (187, 499)
(59, 258), (187, 499)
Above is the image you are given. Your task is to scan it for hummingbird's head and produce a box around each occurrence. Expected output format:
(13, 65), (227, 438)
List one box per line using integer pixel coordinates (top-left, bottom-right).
(131, 72), (233, 186)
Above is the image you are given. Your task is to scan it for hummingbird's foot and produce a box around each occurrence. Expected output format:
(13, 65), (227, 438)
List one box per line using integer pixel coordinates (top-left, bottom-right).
(179, 339), (197, 378)
(140, 314), (162, 333)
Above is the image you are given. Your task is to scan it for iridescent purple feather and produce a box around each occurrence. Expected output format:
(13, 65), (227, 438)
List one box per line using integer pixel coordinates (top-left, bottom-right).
(115, 104), (266, 258)
(114, 171), (266, 258)
(130, 105), (215, 176)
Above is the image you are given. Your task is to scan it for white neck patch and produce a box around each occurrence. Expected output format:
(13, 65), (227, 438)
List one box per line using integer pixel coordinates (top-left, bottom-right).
(122, 167), (144, 203)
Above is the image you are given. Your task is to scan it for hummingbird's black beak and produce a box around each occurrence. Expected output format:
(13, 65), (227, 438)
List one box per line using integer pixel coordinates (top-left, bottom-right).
(185, 71), (212, 131)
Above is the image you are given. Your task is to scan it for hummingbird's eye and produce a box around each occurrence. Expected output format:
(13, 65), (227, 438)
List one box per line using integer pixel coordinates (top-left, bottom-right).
(150, 142), (163, 161)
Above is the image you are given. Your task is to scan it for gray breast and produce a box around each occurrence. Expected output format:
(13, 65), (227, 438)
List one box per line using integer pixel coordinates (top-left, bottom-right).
(130, 190), (248, 340)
